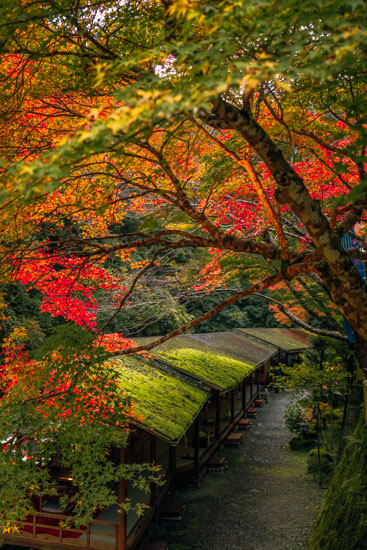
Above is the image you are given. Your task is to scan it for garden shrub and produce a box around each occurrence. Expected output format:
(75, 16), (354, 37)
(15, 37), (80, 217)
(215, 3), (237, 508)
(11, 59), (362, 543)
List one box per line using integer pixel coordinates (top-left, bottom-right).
(307, 448), (333, 476)
(289, 437), (315, 451)
(284, 401), (305, 435)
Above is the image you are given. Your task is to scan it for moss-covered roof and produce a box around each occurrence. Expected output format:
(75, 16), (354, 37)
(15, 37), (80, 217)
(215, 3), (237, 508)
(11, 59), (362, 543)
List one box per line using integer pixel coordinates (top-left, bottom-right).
(112, 355), (208, 444)
(138, 331), (270, 391)
(187, 331), (276, 365)
(237, 328), (313, 352)
(158, 348), (255, 391)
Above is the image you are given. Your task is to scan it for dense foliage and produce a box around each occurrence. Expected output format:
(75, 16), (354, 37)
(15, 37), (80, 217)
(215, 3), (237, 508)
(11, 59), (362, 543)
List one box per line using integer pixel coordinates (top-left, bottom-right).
(0, 0), (366, 533)
(0, 325), (159, 529)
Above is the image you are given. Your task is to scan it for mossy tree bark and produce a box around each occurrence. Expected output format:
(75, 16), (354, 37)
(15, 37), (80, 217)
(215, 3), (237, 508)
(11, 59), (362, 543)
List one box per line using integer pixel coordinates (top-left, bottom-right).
(337, 383), (363, 462)
(310, 415), (367, 550)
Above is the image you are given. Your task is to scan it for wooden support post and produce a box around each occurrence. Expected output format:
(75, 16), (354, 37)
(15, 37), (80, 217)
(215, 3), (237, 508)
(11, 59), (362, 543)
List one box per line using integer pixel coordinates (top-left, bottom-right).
(118, 447), (127, 550)
(242, 379), (246, 411)
(169, 444), (176, 474)
(256, 368), (260, 394)
(194, 416), (200, 478)
(250, 373), (253, 398)
(230, 389), (235, 424)
(150, 435), (157, 505)
(215, 392), (220, 441)
(150, 433), (157, 463)
(86, 524), (91, 547)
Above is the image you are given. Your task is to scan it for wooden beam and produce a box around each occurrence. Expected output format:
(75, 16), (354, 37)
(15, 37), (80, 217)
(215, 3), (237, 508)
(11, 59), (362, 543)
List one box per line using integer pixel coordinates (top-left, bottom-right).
(118, 447), (127, 550)
(169, 444), (176, 474)
(150, 435), (157, 505)
(194, 416), (200, 477)
(215, 392), (220, 441)
(230, 389), (235, 424)
(242, 379), (246, 411)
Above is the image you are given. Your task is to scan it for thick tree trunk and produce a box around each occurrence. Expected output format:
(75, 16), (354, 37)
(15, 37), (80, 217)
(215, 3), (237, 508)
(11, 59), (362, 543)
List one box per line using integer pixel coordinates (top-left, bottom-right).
(204, 99), (367, 344)
(337, 383), (363, 461)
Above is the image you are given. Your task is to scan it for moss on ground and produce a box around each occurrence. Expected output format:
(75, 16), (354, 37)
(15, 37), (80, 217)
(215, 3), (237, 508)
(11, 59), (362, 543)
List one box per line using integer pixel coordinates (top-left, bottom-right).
(159, 347), (254, 390)
(309, 415), (367, 550)
(112, 356), (207, 442)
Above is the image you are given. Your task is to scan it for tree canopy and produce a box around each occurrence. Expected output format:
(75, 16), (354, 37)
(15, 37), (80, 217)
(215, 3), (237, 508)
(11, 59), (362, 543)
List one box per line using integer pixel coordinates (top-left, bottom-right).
(0, 0), (366, 530)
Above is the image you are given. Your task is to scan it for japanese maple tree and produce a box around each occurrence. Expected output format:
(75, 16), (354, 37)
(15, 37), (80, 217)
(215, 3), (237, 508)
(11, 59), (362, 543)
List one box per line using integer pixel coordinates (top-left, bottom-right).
(0, 0), (366, 531)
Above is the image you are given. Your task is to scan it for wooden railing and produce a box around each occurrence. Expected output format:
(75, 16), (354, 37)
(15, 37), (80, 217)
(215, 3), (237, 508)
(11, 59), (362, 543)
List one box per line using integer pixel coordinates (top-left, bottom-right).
(11, 511), (119, 550)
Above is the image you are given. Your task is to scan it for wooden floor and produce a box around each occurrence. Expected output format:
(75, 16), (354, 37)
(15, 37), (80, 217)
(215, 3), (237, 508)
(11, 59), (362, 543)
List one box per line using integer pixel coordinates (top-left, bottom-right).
(0, 530), (116, 550)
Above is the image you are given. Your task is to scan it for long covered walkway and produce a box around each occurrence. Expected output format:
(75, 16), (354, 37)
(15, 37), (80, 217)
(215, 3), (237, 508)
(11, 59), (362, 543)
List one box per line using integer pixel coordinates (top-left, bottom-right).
(161, 391), (323, 550)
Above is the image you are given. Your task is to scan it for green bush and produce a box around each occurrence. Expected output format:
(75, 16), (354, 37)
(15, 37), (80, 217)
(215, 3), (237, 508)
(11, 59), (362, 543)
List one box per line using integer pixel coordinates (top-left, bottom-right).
(284, 401), (305, 435)
(323, 407), (344, 423)
(307, 448), (333, 476)
(289, 437), (315, 451)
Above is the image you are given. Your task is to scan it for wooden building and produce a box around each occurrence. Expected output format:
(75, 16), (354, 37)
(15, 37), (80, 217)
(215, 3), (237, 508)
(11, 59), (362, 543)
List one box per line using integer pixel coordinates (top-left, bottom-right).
(236, 328), (313, 364)
(0, 329), (311, 550)
(134, 330), (277, 478)
(1, 355), (208, 550)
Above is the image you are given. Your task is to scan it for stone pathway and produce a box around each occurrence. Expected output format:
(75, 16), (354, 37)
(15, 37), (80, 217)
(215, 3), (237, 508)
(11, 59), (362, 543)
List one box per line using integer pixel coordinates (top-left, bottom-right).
(160, 391), (323, 550)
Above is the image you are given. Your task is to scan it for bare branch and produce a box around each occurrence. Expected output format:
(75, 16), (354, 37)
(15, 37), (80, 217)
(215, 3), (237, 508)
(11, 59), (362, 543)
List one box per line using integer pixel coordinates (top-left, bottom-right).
(255, 293), (347, 342)
(113, 261), (316, 355)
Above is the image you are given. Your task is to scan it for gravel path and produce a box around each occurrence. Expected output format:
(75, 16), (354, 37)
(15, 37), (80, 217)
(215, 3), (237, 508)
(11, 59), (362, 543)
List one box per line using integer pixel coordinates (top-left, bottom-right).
(161, 391), (323, 550)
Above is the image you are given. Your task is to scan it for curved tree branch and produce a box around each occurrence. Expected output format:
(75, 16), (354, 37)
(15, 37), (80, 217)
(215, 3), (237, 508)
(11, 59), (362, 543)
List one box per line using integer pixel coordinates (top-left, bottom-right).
(255, 293), (347, 342)
(114, 261), (316, 355)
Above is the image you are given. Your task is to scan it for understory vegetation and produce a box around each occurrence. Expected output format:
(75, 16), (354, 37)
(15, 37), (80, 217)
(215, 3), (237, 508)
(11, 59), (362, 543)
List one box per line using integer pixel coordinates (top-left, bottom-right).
(280, 337), (356, 486)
